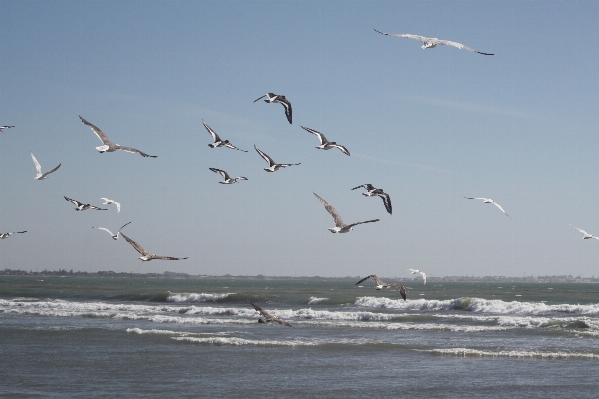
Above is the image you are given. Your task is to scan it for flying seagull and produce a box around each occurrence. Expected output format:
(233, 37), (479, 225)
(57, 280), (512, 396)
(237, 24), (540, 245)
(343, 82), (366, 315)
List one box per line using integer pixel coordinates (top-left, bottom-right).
(92, 221), (132, 240)
(30, 152), (61, 180)
(570, 225), (599, 240)
(100, 198), (121, 213)
(355, 275), (406, 300)
(374, 29), (493, 55)
(0, 126), (15, 132)
(408, 269), (427, 285)
(253, 93), (292, 124)
(300, 126), (350, 156)
(0, 231), (27, 239)
(64, 196), (107, 211)
(120, 232), (188, 262)
(209, 167), (248, 184)
(351, 184), (392, 215)
(203, 120), (247, 152)
(464, 197), (510, 217)
(313, 192), (379, 233)
(254, 145), (300, 172)
(249, 302), (293, 327)
(79, 116), (157, 158)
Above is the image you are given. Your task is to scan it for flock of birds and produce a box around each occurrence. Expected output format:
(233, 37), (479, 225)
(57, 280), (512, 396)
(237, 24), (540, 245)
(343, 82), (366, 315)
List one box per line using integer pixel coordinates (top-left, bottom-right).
(0, 29), (595, 325)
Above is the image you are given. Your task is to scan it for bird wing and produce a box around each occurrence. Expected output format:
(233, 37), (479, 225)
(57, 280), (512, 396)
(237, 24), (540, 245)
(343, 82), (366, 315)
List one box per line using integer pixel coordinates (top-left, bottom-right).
(30, 152), (42, 176)
(570, 225), (588, 235)
(150, 255), (188, 261)
(390, 282), (407, 300)
(202, 120), (221, 142)
(93, 227), (115, 236)
(250, 302), (270, 318)
(118, 146), (157, 158)
(351, 184), (367, 191)
(223, 142), (247, 152)
(436, 39), (493, 55)
(114, 201), (121, 213)
(333, 144), (350, 156)
(119, 232), (149, 256)
(88, 205), (108, 210)
(421, 273), (426, 285)
(253, 94), (267, 103)
(378, 192), (392, 214)
(64, 196), (82, 207)
(464, 197), (487, 200)
(209, 167), (231, 180)
(301, 126), (327, 145)
(40, 163), (61, 179)
(313, 192), (346, 227)
(491, 201), (509, 217)
(79, 116), (113, 145)
(408, 269), (418, 274)
(279, 97), (292, 124)
(370, 275), (384, 285)
(254, 145), (275, 166)
(117, 221), (132, 234)
(346, 219), (380, 229)
(374, 29), (429, 43)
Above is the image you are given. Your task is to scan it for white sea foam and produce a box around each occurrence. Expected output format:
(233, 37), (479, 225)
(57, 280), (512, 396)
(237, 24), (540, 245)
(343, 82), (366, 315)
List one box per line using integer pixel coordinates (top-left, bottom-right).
(308, 297), (328, 305)
(166, 292), (235, 303)
(418, 347), (599, 359)
(171, 336), (316, 347)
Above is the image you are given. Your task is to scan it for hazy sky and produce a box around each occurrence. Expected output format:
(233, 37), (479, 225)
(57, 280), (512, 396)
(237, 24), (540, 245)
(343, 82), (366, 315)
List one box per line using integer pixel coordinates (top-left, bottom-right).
(1, 0), (599, 278)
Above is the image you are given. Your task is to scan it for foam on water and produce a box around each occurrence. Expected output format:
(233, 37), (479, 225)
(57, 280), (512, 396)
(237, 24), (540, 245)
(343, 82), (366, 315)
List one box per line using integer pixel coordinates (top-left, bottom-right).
(419, 347), (599, 359)
(308, 297), (328, 305)
(166, 292), (235, 303)
(171, 336), (316, 347)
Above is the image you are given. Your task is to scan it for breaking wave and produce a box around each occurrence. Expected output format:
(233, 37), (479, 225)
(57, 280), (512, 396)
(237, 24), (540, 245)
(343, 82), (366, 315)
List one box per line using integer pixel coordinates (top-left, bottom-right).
(166, 292), (236, 303)
(418, 347), (599, 359)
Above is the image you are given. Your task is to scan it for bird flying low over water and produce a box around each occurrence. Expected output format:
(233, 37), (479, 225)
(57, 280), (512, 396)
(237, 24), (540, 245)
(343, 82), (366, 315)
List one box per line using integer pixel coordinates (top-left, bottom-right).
(313, 192), (379, 233)
(100, 198), (121, 213)
(0, 230), (27, 239)
(253, 93), (292, 124)
(64, 196), (107, 211)
(254, 145), (300, 172)
(0, 126), (15, 132)
(30, 152), (61, 180)
(355, 275), (406, 300)
(79, 116), (157, 158)
(209, 167), (248, 184)
(203, 120), (247, 152)
(374, 29), (493, 55)
(249, 302), (293, 327)
(464, 197), (510, 217)
(408, 269), (427, 285)
(300, 126), (350, 156)
(569, 225), (599, 240)
(92, 221), (131, 240)
(120, 232), (188, 262)
(351, 184), (392, 215)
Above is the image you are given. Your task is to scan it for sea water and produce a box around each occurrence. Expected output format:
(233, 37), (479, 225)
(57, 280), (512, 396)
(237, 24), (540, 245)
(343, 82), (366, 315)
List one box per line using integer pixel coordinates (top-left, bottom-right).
(1, 276), (598, 398)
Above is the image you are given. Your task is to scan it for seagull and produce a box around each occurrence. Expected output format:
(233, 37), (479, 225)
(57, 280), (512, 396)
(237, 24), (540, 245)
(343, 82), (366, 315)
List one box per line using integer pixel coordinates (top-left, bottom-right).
(64, 196), (107, 211)
(92, 221), (132, 240)
(300, 126), (350, 156)
(313, 192), (379, 233)
(464, 197), (510, 217)
(253, 93), (292, 124)
(0, 126), (15, 132)
(408, 269), (427, 285)
(374, 29), (493, 55)
(79, 116), (157, 158)
(570, 225), (599, 240)
(120, 232), (188, 262)
(100, 198), (121, 213)
(351, 184), (392, 215)
(209, 167), (248, 184)
(203, 120), (247, 152)
(30, 152), (61, 180)
(0, 231), (27, 239)
(249, 302), (293, 327)
(355, 275), (406, 300)
(254, 145), (300, 172)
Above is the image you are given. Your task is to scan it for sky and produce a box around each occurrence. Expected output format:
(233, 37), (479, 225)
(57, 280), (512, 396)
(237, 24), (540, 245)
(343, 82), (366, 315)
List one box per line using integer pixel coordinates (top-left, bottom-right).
(1, 0), (599, 278)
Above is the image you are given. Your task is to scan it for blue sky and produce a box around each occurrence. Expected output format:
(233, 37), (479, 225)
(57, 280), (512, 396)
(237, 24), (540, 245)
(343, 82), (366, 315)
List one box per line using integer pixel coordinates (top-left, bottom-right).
(1, 0), (599, 278)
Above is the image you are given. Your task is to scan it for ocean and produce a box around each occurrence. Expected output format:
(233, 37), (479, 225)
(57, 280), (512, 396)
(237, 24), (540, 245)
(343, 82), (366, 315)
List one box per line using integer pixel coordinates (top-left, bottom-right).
(1, 276), (598, 398)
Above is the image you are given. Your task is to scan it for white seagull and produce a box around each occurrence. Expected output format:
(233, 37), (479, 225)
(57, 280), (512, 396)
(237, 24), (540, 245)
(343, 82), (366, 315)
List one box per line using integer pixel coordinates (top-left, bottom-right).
(374, 29), (493, 55)
(351, 184), (392, 215)
(209, 167), (248, 184)
(100, 198), (121, 213)
(313, 192), (379, 233)
(203, 120), (247, 152)
(253, 93), (292, 124)
(120, 232), (188, 262)
(0, 125), (15, 132)
(254, 145), (300, 172)
(355, 275), (406, 300)
(92, 221), (132, 240)
(464, 197), (510, 217)
(570, 225), (599, 240)
(64, 196), (107, 211)
(249, 302), (293, 327)
(79, 116), (157, 158)
(408, 269), (427, 285)
(30, 152), (61, 180)
(300, 126), (350, 156)
(0, 230), (27, 239)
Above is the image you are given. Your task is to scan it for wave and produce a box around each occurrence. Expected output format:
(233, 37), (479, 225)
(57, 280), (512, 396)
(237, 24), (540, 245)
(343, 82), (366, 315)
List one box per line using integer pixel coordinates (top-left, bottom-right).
(418, 347), (599, 359)
(171, 336), (315, 347)
(166, 292), (236, 303)
(308, 297), (328, 305)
